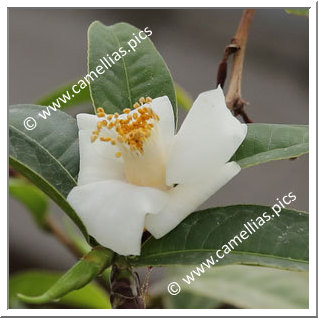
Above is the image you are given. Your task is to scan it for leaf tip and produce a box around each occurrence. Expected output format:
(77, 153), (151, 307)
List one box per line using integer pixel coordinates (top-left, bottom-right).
(17, 292), (51, 305)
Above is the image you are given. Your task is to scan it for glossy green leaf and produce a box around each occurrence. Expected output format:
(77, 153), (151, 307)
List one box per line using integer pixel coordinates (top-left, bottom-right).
(10, 270), (111, 309)
(164, 265), (308, 309)
(37, 81), (91, 108)
(162, 290), (221, 309)
(9, 178), (49, 228)
(88, 21), (177, 119)
(18, 247), (114, 305)
(232, 124), (309, 168)
(9, 104), (87, 239)
(285, 9), (309, 16)
(132, 205), (308, 271)
(37, 78), (190, 117)
(175, 83), (193, 111)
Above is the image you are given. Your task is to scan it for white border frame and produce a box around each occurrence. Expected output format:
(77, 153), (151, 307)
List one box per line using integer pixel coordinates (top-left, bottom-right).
(3, 1), (316, 316)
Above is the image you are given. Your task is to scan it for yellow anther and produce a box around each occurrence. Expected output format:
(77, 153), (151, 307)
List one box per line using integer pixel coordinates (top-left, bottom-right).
(97, 107), (104, 113)
(100, 137), (111, 142)
(91, 135), (98, 143)
(133, 113), (138, 120)
(108, 122), (115, 129)
(115, 151), (122, 158)
(92, 97), (160, 153)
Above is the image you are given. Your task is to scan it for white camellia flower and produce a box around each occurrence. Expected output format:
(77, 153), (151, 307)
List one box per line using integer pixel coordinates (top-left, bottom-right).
(67, 86), (247, 256)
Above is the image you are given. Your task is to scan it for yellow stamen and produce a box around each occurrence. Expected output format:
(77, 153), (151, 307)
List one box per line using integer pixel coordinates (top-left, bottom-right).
(91, 96), (159, 153)
(116, 151), (122, 158)
(99, 121), (107, 130)
(91, 135), (98, 143)
(97, 107), (104, 113)
(100, 137), (111, 142)
(108, 122), (115, 129)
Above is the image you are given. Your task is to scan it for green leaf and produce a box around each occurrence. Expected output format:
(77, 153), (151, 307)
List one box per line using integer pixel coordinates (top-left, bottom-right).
(9, 104), (87, 239)
(232, 124), (309, 168)
(17, 246), (114, 305)
(36, 81), (91, 108)
(36, 76), (186, 116)
(285, 9), (309, 17)
(164, 265), (308, 309)
(88, 21), (177, 119)
(10, 270), (111, 309)
(175, 83), (193, 111)
(9, 178), (49, 228)
(163, 290), (221, 309)
(132, 205), (308, 271)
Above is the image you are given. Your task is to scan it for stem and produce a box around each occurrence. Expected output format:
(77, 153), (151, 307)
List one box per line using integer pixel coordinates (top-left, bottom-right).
(219, 9), (255, 123)
(47, 217), (83, 259)
(110, 257), (144, 309)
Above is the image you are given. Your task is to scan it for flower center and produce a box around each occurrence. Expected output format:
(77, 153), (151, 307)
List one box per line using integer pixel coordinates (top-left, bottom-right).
(91, 97), (168, 190)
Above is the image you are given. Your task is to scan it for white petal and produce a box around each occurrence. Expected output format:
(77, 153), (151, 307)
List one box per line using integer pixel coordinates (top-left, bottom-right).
(67, 180), (169, 255)
(145, 161), (240, 238)
(150, 96), (175, 154)
(166, 86), (247, 185)
(76, 114), (125, 186)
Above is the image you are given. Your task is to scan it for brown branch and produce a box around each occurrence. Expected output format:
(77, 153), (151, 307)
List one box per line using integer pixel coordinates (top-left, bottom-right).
(47, 217), (83, 259)
(219, 9), (255, 123)
(141, 266), (152, 307)
(216, 44), (240, 88)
